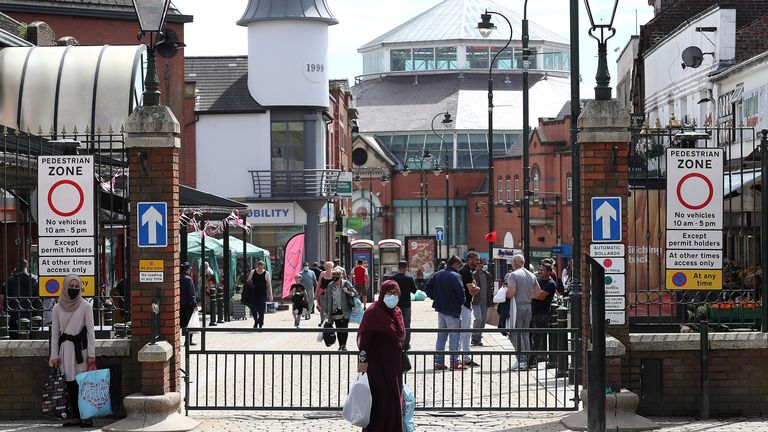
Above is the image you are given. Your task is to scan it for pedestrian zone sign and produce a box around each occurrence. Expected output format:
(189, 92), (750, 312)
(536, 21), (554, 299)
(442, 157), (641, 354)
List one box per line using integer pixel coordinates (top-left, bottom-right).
(591, 197), (621, 242)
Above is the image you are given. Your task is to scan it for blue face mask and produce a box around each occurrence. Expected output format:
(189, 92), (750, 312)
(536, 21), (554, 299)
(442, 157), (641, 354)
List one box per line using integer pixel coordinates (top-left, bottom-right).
(383, 294), (399, 309)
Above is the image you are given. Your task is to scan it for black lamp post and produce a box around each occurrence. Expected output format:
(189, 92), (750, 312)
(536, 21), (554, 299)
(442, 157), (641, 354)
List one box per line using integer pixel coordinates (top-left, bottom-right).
(431, 112), (453, 256)
(354, 168), (389, 242)
(584, 0), (619, 101)
(132, 0), (171, 106)
(477, 10), (512, 278)
(521, 0), (531, 266)
(402, 151), (436, 235)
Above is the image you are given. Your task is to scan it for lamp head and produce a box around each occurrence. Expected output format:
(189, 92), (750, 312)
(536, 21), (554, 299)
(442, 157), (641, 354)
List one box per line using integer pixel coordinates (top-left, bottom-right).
(583, 0), (619, 29)
(477, 11), (495, 38)
(474, 202), (481, 214)
(441, 113), (453, 125)
(132, 0), (171, 33)
(401, 165), (410, 177)
(353, 174), (362, 184)
(380, 174), (389, 185)
(422, 149), (432, 159)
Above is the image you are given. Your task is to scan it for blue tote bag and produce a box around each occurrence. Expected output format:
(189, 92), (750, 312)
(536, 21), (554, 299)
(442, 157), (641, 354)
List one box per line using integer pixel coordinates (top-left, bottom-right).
(75, 367), (112, 420)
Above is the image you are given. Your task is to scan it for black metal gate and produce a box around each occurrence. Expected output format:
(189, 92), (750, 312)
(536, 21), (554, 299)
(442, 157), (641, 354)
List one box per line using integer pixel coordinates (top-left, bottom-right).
(0, 127), (129, 339)
(628, 122), (762, 330)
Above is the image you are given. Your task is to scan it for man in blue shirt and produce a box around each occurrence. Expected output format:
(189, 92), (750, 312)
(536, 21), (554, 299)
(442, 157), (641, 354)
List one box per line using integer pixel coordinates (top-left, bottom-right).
(425, 255), (467, 370)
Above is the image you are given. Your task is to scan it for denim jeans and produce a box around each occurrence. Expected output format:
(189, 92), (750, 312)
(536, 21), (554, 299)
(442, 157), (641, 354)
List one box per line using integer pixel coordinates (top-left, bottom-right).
(434, 312), (461, 365)
(471, 303), (489, 343)
(460, 306), (472, 362)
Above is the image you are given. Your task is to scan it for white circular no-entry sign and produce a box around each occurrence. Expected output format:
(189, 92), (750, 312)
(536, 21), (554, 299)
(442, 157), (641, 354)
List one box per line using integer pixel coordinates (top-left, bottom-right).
(47, 179), (85, 217)
(676, 173), (713, 211)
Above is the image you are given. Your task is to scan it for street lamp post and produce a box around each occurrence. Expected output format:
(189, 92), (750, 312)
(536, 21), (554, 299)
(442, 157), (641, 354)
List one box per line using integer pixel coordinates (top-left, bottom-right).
(132, 0), (172, 106)
(521, 0), (531, 266)
(403, 151), (437, 235)
(477, 10), (513, 278)
(431, 112), (453, 255)
(353, 168), (389, 242)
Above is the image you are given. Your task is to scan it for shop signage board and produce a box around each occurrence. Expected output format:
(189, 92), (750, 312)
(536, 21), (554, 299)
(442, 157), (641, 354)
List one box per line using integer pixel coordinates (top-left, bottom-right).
(665, 148), (724, 290)
(37, 155), (96, 297)
(334, 172), (353, 198)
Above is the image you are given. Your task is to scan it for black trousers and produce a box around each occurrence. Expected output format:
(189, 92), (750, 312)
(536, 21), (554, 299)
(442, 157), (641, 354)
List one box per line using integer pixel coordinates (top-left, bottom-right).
(66, 380), (80, 420)
(333, 318), (349, 346)
(250, 299), (267, 327)
(530, 313), (552, 362)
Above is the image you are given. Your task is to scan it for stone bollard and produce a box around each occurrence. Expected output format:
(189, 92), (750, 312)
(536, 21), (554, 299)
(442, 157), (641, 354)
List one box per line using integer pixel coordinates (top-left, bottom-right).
(18, 318), (30, 340)
(562, 389), (657, 431)
(217, 286), (224, 324)
(208, 288), (217, 327)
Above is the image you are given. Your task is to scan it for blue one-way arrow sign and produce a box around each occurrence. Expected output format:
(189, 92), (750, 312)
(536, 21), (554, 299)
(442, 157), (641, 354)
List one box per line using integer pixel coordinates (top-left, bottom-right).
(591, 197), (621, 242)
(137, 202), (168, 248)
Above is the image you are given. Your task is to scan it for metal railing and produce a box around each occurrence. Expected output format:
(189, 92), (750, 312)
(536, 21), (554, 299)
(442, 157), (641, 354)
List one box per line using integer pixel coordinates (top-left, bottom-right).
(628, 124), (762, 330)
(248, 169), (343, 198)
(183, 326), (580, 413)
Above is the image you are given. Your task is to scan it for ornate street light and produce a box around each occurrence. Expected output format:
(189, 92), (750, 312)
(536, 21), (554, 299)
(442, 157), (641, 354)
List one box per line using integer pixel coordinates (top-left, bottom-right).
(477, 10), (512, 279)
(431, 112), (453, 256)
(584, 0), (619, 100)
(132, 0), (172, 106)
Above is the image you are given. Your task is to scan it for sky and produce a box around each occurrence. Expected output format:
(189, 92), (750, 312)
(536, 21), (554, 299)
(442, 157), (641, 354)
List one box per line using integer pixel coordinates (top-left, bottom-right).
(173, 0), (654, 95)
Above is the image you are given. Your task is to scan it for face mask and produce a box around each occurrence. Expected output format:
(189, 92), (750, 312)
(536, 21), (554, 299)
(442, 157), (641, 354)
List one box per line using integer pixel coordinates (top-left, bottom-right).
(67, 288), (80, 300)
(383, 294), (399, 309)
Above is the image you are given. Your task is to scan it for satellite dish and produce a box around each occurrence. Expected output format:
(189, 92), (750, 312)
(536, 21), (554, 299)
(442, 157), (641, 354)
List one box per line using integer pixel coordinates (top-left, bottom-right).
(681, 46), (704, 69)
(352, 148), (368, 166)
(156, 28), (185, 59)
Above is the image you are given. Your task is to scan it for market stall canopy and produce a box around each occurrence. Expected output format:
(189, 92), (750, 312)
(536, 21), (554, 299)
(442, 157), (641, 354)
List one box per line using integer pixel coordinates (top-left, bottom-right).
(225, 236), (271, 259)
(180, 184), (247, 217)
(186, 232), (223, 258)
(0, 45), (146, 134)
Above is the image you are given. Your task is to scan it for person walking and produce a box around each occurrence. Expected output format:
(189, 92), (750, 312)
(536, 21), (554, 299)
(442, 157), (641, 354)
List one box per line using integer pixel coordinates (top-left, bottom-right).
(289, 274), (308, 328)
(471, 260), (494, 347)
(356, 279), (405, 432)
(530, 261), (557, 365)
(246, 261), (273, 328)
(316, 261), (334, 325)
(299, 263), (317, 316)
(48, 274), (96, 427)
(179, 262), (197, 339)
(458, 252), (480, 367)
(390, 260), (417, 350)
(506, 254), (541, 370)
(352, 259), (368, 308)
(324, 267), (357, 350)
(424, 255), (467, 371)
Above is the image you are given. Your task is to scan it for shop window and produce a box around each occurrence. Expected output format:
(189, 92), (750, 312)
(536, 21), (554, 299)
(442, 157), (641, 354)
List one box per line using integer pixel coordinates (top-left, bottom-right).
(413, 47), (435, 70)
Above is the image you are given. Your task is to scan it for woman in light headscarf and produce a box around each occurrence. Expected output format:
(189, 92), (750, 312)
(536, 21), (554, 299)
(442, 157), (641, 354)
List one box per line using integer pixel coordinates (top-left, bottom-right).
(49, 275), (96, 427)
(357, 279), (406, 431)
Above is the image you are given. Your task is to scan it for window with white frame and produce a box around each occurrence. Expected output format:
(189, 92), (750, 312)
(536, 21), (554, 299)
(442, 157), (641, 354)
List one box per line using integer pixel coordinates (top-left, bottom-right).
(566, 174), (572, 203)
(497, 177), (503, 203)
(532, 169), (540, 202)
(505, 177), (511, 202)
(514, 176), (520, 202)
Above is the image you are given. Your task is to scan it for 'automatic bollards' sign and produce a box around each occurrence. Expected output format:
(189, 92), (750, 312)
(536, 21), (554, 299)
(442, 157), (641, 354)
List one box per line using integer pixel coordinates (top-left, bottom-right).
(665, 148), (723, 290)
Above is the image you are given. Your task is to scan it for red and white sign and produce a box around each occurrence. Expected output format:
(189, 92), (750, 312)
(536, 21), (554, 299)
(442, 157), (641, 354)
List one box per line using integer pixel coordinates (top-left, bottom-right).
(38, 156), (94, 236)
(599, 257), (625, 274)
(666, 148), (723, 231)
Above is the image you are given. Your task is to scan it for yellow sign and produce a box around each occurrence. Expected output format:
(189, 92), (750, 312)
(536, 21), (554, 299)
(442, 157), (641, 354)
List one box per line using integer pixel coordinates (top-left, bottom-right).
(139, 260), (164, 272)
(39, 276), (96, 297)
(666, 270), (722, 290)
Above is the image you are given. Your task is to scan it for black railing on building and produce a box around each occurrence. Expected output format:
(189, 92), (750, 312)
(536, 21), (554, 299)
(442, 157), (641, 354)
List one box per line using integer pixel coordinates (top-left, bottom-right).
(248, 169), (343, 198)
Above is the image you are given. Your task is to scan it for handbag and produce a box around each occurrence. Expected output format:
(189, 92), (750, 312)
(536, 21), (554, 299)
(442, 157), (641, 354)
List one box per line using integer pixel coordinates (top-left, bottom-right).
(322, 321), (337, 347)
(342, 373), (371, 427)
(42, 367), (71, 419)
(349, 298), (364, 324)
(187, 309), (200, 329)
(401, 350), (412, 373)
(75, 365), (112, 420)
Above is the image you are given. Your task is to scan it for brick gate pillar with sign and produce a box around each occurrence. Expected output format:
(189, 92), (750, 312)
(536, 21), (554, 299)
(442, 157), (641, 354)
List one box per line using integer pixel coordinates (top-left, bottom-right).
(578, 99), (631, 390)
(125, 105), (181, 395)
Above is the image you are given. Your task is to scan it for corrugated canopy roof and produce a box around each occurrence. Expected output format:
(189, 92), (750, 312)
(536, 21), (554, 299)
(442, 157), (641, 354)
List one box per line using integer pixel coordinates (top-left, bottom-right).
(237, 0), (337, 26)
(359, 0), (568, 51)
(0, 0), (192, 22)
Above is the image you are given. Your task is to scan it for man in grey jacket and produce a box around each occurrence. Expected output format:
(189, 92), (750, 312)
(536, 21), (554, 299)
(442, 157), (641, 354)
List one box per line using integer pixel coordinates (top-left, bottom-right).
(506, 254), (541, 370)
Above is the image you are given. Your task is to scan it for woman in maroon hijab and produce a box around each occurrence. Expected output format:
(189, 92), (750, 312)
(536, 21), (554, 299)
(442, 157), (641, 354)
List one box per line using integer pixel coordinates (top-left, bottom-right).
(357, 279), (406, 432)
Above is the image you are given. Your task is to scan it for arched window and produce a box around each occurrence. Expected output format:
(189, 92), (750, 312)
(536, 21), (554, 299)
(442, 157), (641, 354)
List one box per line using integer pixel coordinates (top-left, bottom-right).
(532, 168), (540, 202)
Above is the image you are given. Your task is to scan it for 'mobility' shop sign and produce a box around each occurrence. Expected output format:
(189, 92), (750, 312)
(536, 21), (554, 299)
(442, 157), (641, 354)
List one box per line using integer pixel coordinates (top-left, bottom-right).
(245, 202), (307, 226)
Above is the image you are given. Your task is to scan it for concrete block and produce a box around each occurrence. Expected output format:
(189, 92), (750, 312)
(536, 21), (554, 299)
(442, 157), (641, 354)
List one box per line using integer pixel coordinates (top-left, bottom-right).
(578, 99), (632, 143)
(102, 392), (200, 432)
(561, 389), (657, 431)
(138, 341), (173, 363)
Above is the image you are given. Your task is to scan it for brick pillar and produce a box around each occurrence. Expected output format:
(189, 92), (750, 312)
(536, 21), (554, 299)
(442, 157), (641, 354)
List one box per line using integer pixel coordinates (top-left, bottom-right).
(125, 105), (181, 393)
(578, 99), (631, 389)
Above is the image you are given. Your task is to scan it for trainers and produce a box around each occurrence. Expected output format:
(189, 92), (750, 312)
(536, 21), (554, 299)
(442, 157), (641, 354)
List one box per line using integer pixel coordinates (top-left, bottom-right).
(471, 340), (484, 347)
(434, 363), (449, 371)
(451, 362), (469, 370)
(509, 362), (528, 371)
(338, 345), (347, 351)
(463, 360), (480, 367)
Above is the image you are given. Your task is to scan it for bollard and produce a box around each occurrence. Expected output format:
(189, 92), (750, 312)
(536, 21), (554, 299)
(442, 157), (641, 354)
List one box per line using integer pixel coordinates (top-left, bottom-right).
(700, 320), (709, 419)
(556, 305), (569, 378)
(127, 320), (132, 337)
(104, 308), (114, 327)
(0, 314), (8, 339)
(18, 318), (31, 340)
(31, 315), (43, 331)
(547, 302), (559, 368)
(208, 288), (217, 327)
(217, 286), (224, 324)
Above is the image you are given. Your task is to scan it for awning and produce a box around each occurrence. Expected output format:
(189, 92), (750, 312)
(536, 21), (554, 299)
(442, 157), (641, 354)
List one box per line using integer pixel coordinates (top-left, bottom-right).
(180, 185), (247, 217)
(724, 170), (760, 198)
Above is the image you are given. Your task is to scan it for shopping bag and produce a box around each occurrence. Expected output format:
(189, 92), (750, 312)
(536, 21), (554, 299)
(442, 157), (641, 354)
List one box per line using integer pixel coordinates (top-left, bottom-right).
(42, 367), (71, 420)
(493, 286), (508, 303)
(349, 298), (364, 324)
(322, 321), (337, 347)
(402, 382), (416, 432)
(187, 309), (200, 328)
(342, 373), (371, 427)
(414, 290), (427, 301)
(75, 367), (112, 420)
